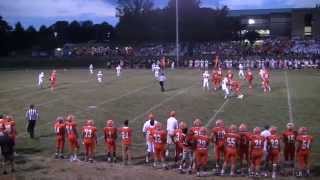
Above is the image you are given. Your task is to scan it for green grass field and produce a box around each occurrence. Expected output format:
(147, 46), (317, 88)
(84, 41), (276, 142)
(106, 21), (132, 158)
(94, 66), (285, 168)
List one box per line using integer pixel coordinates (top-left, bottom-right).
(0, 68), (319, 178)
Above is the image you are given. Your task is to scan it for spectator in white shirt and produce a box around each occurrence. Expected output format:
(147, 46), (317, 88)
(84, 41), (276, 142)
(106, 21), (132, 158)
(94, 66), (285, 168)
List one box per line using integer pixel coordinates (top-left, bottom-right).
(166, 111), (178, 159)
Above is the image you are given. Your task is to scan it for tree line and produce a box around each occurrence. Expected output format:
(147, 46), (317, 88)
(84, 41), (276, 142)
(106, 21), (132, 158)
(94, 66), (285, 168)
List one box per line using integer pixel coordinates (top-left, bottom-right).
(0, 0), (244, 56)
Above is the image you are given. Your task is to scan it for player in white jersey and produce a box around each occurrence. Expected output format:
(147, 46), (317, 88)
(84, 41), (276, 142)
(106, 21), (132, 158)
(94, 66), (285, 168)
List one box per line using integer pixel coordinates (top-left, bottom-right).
(38, 72), (44, 88)
(97, 70), (103, 83)
(204, 60), (209, 69)
(171, 61), (175, 70)
(151, 63), (156, 72)
(116, 65), (121, 78)
(200, 60), (204, 69)
(154, 65), (160, 79)
(202, 71), (210, 91)
(238, 63), (245, 79)
(221, 77), (230, 99)
(259, 68), (265, 88)
(89, 64), (93, 74)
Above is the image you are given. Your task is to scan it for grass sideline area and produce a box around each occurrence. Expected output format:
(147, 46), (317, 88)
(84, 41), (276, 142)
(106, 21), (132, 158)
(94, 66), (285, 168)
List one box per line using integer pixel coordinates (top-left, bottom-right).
(0, 68), (319, 179)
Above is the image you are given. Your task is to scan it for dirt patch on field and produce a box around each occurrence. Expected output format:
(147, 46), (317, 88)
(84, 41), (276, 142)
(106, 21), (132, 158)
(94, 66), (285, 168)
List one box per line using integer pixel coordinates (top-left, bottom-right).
(0, 154), (319, 180)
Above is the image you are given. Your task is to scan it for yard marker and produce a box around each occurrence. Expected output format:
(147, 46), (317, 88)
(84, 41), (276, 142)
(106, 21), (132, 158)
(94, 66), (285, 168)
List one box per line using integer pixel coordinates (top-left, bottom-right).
(205, 99), (229, 128)
(284, 71), (294, 123)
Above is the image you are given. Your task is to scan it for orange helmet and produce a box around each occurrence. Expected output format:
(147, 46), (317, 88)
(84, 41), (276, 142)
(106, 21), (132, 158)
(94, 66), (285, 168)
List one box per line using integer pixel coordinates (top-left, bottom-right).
(199, 127), (207, 135)
(298, 127), (308, 135)
(253, 127), (261, 134)
(56, 116), (64, 123)
(107, 119), (114, 127)
(86, 119), (94, 126)
(155, 122), (162, 130)
(239, 123), (247, 132)
(287, 123), (294, 130)
(215, 119), (224, 127)
(179, 121), (187, 129)
(148, 113), (155, 120)
(270, 126), (277, 135)
(66, 114), (74, 122)
(193, 118), (202, 127)
(170, 111), (176, 117)
(229, 124), (237, 133)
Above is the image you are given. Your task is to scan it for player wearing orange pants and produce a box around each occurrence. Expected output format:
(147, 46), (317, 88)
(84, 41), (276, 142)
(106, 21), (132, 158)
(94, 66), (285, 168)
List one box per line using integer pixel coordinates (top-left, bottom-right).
(81, 120), (97, 163)
(54, 117), (65, 159)
(296, 127), (313, 177)
(221, 125), (240, 176)
(210, 119), (226, 170)
(195, 127), (209, 177)
(65, 115), (79, 161)
(152, 123), (167, 169)
(267, 127), (281, 179)
(249, 127), (265, 176)
(104, 120), (117, 162)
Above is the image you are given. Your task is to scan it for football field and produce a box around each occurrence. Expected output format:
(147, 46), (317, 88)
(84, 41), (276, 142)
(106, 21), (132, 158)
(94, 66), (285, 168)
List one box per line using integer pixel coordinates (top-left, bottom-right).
(0, 68), (319, 179)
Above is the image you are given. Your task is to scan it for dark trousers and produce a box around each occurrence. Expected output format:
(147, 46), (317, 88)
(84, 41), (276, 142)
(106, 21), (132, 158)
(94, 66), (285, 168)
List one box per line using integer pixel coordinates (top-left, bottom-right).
(27, 120), (36, 138)
(159, 81), (165, 92)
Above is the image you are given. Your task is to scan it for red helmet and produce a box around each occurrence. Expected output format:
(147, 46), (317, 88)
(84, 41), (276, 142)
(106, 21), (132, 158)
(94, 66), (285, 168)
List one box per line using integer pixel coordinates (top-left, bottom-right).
(155, 122), (162, 130)
(239, 123), (247, 132)
(66, 114), (74, 122)
(253, 127), (261, 134)
(298, 127), (308, 134)
(229, 124), (237, 133)
(179, 121), (187, 129)
(56, 116), (64, 123)
(107, 119), (114, 127)
(287, 123), (294, 130)
(193, 118), (202, 127)
(86, 119), (94, 126)
(215, 119), (224, 127)
(199, 127), (207, 135)
(270, 126), (277, 135)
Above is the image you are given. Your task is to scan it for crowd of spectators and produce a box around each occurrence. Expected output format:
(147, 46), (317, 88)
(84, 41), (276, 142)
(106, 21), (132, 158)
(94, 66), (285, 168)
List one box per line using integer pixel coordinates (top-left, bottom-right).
(52, 38), (320, 69)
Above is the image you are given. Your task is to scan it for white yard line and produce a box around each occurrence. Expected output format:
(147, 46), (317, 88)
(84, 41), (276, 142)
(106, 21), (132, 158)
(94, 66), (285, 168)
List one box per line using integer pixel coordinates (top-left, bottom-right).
(284, 71), (294, 123)
(97, 84), (195, 141)
(17, 83), (153, 138)
(205, 99), (229, 128)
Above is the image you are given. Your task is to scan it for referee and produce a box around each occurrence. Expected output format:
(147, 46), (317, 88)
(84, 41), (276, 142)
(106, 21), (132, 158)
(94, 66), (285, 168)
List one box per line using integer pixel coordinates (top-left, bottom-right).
(159, 72), (166, 92)
(25, 104), (39, 138)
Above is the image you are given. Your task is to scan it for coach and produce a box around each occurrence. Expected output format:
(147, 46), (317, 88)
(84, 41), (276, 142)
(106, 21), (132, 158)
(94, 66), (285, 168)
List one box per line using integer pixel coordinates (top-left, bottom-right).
(25, 104), (39, 138)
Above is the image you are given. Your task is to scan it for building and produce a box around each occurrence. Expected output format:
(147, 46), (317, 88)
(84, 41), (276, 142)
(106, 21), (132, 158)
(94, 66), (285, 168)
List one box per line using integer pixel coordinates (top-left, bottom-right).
(229, 8), (320, 38)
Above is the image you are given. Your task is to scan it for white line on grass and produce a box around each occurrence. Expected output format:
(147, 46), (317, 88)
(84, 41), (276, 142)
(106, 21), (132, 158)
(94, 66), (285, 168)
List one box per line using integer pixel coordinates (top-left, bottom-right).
(205, 99), (229, 128)
(96, 84), (195, 141)
(284, 71), (294, 123)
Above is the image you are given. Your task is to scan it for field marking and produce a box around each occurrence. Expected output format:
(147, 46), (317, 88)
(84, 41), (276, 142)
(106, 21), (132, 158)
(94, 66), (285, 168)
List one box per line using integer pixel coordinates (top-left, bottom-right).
(284, 71), (294, 123)
(205, 99), (229, 128)
(16, 83), (153, 138)
(96, 84), (196, 141)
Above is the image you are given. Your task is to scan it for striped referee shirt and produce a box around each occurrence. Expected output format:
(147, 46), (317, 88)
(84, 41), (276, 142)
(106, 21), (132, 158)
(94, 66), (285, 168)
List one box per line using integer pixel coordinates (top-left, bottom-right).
(26, 108), (39, 121)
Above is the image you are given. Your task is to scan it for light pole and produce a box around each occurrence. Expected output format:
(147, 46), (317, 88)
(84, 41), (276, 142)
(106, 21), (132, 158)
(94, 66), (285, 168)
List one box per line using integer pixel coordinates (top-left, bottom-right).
(176, 0), (179, 67)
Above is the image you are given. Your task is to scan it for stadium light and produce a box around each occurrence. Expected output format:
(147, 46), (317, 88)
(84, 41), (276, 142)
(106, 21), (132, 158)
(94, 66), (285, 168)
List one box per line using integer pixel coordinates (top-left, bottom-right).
(176, 0), (179, 67)
(248, 19), (255, 25)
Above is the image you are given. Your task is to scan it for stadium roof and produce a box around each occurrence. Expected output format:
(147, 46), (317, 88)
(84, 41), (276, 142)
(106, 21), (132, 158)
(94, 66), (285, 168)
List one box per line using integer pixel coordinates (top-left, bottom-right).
(228, 8), (314, 16)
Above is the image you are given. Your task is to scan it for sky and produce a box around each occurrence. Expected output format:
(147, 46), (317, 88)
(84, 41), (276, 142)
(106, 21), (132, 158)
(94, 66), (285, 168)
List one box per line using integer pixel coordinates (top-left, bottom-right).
(0, 0), (318, 29)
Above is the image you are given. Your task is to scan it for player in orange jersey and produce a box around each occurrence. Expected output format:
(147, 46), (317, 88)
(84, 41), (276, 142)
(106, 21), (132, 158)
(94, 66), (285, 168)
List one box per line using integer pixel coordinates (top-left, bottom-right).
(221, 124), (240, 176)
(104, 119), (117, 162)
(296, 127), (313, 177)
(65, 115), (79, 162)
(50, 70), (57, 91)
(231, 80), (244, 99)
(152, 122), (167, 169)
(282, 123), (297, 168)
(54, 117), (65, 159)
(246, 69), (254, 89)
(174, 121), (186, 163)
(212, 70), (220, 91)
(210, 119), (226, 171)
(238, 123), (251, 174)
(262, 70), (271, 93)
(4, 116), (16, 145)
(120, 120), (132, 165)
(267, 127), (281, 179)
(249, 127), (265, 177)
(81, 119), (97, 163)
(195, 127), (210, 177)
